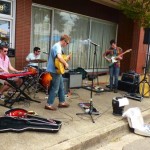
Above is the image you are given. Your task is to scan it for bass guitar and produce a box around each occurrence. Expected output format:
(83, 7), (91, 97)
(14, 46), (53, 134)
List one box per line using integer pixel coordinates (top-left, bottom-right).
(55, 54), (71, 74)
(109, 49), (132, 66)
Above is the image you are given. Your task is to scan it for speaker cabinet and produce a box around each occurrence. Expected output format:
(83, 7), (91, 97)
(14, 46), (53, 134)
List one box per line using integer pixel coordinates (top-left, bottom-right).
(118, 72), (139, 93)
(121, 73), (139, 84)
(118, 80), (138, 93)
(112, 98), (125, 116)
(63, 72), (82, 88)
(143, 28), (150, 44)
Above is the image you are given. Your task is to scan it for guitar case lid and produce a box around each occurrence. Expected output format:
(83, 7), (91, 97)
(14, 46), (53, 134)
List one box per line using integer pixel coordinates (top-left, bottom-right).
(1, 108), (62, 133)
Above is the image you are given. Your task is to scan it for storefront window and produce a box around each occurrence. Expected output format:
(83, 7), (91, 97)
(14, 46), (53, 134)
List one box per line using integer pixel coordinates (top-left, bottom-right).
(32, 6), (52, 53)
(32, 6), (117, 70)
(0, 20), (10, 47)
(53, 10), (117, 69)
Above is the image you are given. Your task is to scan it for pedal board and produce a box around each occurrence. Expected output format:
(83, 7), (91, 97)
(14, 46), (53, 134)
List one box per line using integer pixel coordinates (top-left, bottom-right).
(78, 103), (100, 115)
(125, 93), (143, 101)
(82, 86), (109, 93)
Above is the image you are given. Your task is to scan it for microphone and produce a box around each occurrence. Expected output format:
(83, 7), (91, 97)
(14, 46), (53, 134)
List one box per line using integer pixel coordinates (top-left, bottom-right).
(43, 52), (48, 54)
(89, 40), (100, 46)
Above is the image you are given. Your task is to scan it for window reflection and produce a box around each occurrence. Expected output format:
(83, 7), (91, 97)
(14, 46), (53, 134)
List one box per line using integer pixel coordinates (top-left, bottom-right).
(0, 20), (10, 47)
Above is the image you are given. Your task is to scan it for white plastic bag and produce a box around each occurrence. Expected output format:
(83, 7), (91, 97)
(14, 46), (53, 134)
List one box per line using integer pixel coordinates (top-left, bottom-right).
(123, 107), (150, 136)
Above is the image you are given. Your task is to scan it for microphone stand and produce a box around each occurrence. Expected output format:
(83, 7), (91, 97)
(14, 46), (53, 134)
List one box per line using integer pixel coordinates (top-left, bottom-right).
(76, 41), (99, 123)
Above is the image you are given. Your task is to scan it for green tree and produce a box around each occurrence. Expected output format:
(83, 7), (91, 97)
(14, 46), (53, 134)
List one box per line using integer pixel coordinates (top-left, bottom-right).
(118, 0), (150, 27)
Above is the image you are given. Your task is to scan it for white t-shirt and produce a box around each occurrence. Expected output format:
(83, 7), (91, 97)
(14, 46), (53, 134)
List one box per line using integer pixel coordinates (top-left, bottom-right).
(26, 53), (41, 66)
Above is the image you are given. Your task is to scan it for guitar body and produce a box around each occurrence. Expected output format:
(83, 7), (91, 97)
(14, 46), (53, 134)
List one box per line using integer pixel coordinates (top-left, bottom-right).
(111, 56), (118, 63)
(109, 56), (118, 66)
(55, 55), (68, 74)
(109, 49), (132, 67)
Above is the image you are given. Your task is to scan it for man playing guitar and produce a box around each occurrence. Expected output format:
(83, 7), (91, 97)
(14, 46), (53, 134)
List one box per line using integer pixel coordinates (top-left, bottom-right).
(103, 40), (123, 93)
(45, 34), (71, 111)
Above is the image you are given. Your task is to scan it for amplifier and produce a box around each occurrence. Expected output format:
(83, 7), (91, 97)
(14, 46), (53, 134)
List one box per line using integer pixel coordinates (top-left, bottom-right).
(121, 73), (139, 84)
(118, 80), (138, 93)
(63, 72), (82, 88)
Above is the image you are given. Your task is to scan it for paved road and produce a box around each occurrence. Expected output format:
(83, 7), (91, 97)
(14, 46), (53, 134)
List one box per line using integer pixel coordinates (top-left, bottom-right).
(89, 132), (150, 150)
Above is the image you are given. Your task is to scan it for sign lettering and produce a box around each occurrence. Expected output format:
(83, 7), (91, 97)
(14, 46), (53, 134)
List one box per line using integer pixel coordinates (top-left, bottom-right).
(0, 1), (11, 15)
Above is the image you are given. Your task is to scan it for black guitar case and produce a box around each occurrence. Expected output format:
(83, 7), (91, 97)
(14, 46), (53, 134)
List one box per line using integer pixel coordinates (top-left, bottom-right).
(0, 108), (62, 133)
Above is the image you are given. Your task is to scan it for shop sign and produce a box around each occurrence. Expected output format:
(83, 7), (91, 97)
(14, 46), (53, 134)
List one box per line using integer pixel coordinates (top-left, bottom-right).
(0, 1), (11, 15)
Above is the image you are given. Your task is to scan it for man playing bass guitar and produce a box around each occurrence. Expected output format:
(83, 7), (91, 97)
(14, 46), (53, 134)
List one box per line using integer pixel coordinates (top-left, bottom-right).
(103, 40), (123, 93)
(45, 34), (71, 111)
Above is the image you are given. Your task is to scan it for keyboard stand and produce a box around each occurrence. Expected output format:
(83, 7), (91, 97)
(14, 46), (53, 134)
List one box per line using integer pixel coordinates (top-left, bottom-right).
(0, 75), (41, 108)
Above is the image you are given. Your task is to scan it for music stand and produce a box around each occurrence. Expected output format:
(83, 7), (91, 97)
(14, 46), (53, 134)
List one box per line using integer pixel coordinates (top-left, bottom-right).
(76, 41), (100, 123)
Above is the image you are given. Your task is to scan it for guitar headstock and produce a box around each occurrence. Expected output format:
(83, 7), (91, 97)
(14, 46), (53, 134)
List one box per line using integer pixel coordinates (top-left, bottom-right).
(126, 49), (132, 53)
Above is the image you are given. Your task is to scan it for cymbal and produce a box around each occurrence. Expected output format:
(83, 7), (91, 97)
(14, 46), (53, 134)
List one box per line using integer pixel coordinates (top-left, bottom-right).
(29, 59), (47, 63)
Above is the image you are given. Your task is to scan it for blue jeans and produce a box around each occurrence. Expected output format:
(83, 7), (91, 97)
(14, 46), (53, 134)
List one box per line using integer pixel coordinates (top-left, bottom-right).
(47, 73), (65, 105)
(109, 65), (120, 89)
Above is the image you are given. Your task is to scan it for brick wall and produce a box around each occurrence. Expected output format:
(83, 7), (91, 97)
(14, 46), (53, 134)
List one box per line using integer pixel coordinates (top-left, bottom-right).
(15, 0), (32, 69)
(130, 23), (147, 74)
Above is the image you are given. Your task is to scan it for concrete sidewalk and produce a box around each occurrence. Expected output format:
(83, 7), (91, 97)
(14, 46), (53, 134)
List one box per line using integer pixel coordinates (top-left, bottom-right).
(0, 75), (150, 150)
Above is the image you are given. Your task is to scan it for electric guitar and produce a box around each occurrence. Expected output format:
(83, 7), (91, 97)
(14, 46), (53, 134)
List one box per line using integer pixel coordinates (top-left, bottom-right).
(109, 49), (132, 66)
(55, 54), (71, 74)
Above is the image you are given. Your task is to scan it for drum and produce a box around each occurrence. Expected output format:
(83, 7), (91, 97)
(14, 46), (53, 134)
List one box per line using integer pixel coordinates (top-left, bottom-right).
(27, 66), (37, 74)
(39, 72), (52, 89)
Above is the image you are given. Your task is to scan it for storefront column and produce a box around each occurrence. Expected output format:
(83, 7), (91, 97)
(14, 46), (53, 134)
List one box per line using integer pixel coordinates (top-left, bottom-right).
(130, 23), (147, 74)
(15, 0), (32, 69)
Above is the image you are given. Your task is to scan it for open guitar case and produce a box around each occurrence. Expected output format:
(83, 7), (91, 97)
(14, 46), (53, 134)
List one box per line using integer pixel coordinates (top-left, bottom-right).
(0, 108), (62, 133)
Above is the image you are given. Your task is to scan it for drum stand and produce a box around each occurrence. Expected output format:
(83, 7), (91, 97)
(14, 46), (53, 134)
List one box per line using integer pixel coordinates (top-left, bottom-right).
(32, 63), (46, 98)
(27, 63), (45, 98)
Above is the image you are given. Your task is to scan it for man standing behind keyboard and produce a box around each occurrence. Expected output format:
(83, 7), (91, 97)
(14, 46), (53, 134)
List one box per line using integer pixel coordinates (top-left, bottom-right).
(0, 45), (22, 99)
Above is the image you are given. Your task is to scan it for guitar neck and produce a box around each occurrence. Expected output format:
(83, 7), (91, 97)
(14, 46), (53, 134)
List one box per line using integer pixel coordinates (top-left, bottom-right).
(118, 49), (132, 57)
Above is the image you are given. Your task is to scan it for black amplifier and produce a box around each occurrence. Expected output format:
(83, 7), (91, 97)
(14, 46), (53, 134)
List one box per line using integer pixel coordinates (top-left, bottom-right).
(118, 80), (138, 93)
(118, 72), (139, 93)
(121, 73), (139, 84)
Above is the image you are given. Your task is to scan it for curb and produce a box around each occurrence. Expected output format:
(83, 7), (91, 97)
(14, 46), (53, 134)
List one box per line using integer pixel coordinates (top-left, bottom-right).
(46, 109), (150, 150)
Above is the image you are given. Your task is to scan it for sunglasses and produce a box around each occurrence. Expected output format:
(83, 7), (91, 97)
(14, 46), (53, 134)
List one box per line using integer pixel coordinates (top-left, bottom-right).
(65, 41), (69, 45)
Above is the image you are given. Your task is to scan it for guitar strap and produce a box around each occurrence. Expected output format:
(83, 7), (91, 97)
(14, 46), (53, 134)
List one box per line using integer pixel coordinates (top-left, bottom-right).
(113, 49), (117, 56)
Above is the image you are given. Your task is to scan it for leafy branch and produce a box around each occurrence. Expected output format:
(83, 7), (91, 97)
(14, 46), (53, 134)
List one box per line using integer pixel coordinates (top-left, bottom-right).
(118, 0), (150, 27)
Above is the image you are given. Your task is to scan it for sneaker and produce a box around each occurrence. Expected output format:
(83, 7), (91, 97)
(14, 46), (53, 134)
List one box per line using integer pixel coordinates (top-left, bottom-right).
(114, 89), (118, 93)
(0, 94), (5, 100)
(7, 91), (15, 97)
(109, 88), (113, 92)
